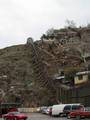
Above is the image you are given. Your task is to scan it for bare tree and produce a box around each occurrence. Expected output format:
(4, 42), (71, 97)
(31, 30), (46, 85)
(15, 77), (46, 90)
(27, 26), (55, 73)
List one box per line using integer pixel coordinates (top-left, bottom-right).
(65, 19), (76, 28)
(46, 28), (54, 36)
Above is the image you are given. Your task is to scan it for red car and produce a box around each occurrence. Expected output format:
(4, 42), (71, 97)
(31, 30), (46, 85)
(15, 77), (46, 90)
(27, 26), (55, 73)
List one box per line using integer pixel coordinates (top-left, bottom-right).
(63, 104), (84, 116)
(68, 108), (90, 119)
(3, 112), (28, 120)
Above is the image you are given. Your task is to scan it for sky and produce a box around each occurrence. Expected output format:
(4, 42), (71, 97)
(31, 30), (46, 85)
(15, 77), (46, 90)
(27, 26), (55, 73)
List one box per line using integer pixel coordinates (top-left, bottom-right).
(0, 0), (90, 48)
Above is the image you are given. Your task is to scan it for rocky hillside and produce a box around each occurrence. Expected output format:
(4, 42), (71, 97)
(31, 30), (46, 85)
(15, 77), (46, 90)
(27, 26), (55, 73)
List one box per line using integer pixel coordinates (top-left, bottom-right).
(39, 27), (90, 76)
(0, 26), (90, 106)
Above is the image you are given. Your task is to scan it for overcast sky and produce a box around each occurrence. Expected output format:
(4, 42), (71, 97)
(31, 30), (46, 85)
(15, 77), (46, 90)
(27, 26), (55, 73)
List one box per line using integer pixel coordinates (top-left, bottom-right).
(0, 0), (90, 48)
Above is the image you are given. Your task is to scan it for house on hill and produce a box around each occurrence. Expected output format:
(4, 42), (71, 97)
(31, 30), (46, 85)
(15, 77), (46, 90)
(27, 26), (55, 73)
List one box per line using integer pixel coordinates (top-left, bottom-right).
(54, 71), (90, 106)
(55, 71), (90, 86)
(74, 71), (90, 85)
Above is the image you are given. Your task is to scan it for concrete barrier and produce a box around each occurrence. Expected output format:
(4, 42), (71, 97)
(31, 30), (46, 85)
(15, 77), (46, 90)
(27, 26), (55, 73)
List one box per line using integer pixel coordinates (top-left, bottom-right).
(18, 107), (40, 113)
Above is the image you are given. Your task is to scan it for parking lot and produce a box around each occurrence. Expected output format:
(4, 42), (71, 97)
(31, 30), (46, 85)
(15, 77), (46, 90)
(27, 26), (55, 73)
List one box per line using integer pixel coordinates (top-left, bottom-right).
(0, 114), (68, 120)
(27, 113), (69, 120)
(0, 113), (90, 120)
(27, 113), (90, 120)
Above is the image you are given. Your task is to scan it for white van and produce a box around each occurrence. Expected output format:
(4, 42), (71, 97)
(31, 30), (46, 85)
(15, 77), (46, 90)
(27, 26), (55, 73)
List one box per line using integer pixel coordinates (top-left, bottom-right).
(52, 103), (81, 116)
(52, 104), (66, 116)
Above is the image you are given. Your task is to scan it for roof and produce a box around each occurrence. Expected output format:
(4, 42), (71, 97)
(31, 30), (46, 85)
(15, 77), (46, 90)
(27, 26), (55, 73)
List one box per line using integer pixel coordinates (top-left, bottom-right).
(55, 76), (65, 80)
(76, 71), (90, 76)
(54, 71), (90, 80)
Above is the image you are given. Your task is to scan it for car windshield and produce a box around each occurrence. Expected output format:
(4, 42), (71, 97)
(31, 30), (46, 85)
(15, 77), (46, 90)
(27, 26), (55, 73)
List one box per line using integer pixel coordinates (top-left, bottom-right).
(64, 105), (71, 110)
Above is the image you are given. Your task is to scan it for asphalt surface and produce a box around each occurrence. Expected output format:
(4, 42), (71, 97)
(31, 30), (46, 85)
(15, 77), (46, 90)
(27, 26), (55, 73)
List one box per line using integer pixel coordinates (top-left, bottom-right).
(0, 113), (90, 120)
(27, 113), (71, 120)
(27, 113), (90, 120)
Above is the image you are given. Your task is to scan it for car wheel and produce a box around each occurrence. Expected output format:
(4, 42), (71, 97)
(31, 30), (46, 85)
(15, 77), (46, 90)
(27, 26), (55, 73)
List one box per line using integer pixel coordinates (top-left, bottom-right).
(24, 118), (27, 120)
(81, 116), (85, 119)
(14, 117), (17, 120)
(4, 118), (7, 120)
(67, 114), (71, 119)
(5, 118), (8, 120)
(76, 115), (81, 120)
(59, 113), (62, 117)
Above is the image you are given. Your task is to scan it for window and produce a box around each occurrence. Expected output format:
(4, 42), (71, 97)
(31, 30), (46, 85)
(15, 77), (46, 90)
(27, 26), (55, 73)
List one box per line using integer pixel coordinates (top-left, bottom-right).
(72, 105), (84, 111)
(72, 105), (80, 110)
(78, 75), (83, 80)
(64, 105), (71, 110)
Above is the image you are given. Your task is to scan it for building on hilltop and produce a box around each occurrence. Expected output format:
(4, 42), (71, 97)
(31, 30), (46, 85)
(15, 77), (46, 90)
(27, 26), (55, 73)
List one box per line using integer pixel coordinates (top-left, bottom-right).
(54, 71), (90, 106)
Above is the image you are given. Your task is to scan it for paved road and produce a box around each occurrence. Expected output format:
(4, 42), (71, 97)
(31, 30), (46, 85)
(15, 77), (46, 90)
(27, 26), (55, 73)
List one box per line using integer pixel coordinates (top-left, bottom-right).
(27, 113), (90, 120)
(0, 113), (90, 120)
(27, 113), (71, 120)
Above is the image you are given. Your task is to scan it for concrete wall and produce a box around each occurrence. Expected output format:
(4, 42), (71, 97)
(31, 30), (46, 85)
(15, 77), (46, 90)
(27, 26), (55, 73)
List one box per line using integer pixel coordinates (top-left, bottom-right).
(58, 81), (90, 106)
(18, 107), (40, 113)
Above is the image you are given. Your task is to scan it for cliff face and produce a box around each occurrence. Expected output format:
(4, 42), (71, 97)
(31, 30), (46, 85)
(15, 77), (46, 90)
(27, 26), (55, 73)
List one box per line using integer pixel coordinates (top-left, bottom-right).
(0, 27), (90, 106)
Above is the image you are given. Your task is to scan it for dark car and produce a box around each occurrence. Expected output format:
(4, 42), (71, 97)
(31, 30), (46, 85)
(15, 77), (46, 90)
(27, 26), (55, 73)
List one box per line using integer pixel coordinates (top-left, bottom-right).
(3, 112), (27, 120)
(63, 104), (84, 116)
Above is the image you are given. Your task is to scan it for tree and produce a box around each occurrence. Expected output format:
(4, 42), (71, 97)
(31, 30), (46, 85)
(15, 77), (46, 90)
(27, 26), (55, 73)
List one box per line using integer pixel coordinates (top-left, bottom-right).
(65, 19), (76, 28)
(64, 67), (79, 85)
(40, 34), (48, 40)
(87, 23), (90, 28)
(46, 28), (54, 36)
(76, 44), (90, 70)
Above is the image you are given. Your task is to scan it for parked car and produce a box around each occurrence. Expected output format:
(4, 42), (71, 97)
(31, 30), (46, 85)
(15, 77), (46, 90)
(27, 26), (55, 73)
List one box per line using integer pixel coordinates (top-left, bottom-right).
(46, 106), (52, 115)
(68, 107), (90, 119)
(2, 112), (28, 120)
(0, 103), (20, 118)
(40, 107), (48, 114)
(63, 104), (84, 116)
(52, 104), (66, 116)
